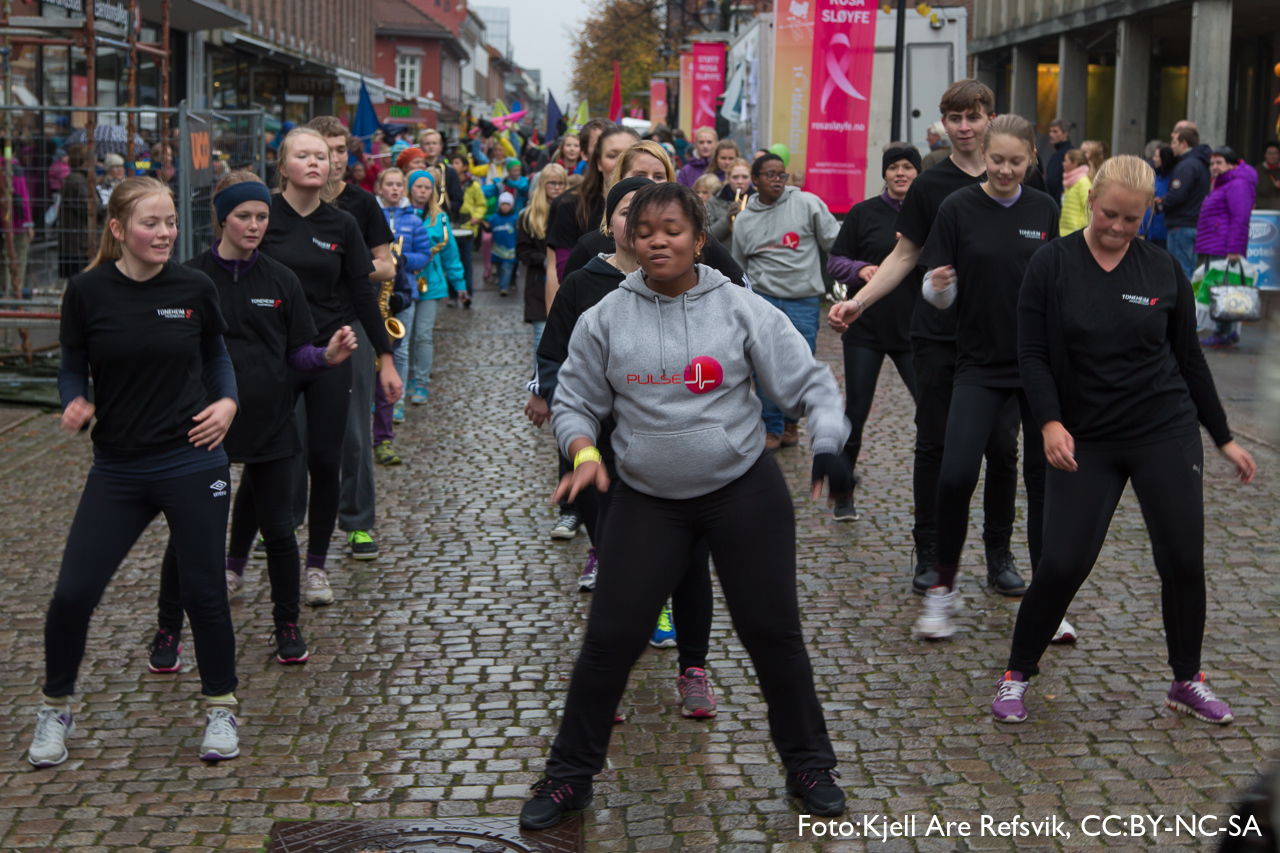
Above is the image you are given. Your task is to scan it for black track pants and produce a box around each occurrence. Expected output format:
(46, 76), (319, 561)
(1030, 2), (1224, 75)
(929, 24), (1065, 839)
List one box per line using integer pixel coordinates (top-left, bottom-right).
(231, 360), (351, 558)
(575, 458), (714, 673)
(44, 465), (237, 697)
(1007, 433), (1206, 680)
(911, 338), (1019, 548)
(936, 384), (1046, 572)
(159, 455), (301, 631)
(841, 341), (917, 472)
(544, 457), (836, 786)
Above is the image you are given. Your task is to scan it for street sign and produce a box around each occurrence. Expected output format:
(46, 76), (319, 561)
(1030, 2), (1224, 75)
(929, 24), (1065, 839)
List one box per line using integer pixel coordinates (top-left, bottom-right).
(389, 104), (412, 118)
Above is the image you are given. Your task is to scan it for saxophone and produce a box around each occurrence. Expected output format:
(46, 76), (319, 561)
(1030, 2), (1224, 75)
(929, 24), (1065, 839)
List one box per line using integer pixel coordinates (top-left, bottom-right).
(381, 236), (406, 340)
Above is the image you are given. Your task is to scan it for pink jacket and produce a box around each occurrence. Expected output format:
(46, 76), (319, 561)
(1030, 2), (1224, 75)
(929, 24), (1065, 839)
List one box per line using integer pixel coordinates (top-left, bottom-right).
(0, 158), (33, 233)
(1195, 162), (1257, 256)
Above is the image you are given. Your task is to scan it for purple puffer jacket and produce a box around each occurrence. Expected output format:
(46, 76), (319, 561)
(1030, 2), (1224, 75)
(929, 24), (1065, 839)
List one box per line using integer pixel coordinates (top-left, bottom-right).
(1195, 162), (1257, 256)
(676, 156), (724, 188)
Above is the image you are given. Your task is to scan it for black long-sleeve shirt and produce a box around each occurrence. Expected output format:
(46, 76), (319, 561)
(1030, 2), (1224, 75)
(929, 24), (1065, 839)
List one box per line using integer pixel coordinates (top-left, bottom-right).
(1018, 232), (1232, 448)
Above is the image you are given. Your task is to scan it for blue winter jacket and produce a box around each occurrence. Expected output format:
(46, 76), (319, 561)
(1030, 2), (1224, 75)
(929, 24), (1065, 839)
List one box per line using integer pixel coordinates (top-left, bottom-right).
(416, 210), (465, 300)
(1141, 172), (1171, 241)
(380, 201), (432, 274)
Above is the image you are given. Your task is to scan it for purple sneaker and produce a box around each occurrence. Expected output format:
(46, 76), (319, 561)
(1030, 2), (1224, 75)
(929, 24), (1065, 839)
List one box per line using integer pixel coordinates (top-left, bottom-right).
(1200, 333), (1234, 349)
(992, 671), (1029, 723)
(577, 548), (598, 592)
(1166, 673), (1234, 724)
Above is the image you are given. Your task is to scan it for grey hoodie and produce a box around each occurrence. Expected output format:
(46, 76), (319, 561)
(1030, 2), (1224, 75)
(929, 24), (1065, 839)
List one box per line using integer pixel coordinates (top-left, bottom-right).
(553, 264), (849, 499)
(730, 185), (841, 300)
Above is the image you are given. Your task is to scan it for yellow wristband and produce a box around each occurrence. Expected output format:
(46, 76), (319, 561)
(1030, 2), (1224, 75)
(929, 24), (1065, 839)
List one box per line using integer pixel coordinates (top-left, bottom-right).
(573, 446), (603, 470)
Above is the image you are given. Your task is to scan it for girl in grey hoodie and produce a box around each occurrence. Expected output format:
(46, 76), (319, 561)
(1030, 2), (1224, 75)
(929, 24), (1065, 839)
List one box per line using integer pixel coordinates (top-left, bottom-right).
(519, 182), (854, 830)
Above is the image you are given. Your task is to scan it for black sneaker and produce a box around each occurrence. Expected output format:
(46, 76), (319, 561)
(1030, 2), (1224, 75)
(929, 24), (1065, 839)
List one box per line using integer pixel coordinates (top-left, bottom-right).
(832, 499), (860, 521)
(253, 537), (267, 560)
(550, 509), (581, 540)
(985, 545), (1027, 596)
(274, 623), (310, 664)
(786, 768), (846, 816)
(147, 628), (182, 673)
(519, 777), (593, 830)
(347, 530), (379, 560)
(911, 542), (938, 595)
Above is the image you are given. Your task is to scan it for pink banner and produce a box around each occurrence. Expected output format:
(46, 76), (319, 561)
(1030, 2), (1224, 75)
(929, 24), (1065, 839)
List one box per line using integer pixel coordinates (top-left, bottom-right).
(804, 0), (876, 213)
(650, 79), (667, 125)
(690, 42), (724, 132)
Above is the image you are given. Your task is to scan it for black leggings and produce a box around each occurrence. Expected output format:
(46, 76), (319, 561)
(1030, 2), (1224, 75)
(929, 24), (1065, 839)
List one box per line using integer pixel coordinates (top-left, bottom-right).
(44, 466), (237, 698)
(842, 341), (917, 471)
(936, 384), (1046, 574)
(544, 456), (836, 787)
(159, 455), (301, 632)
(1008, 433), (1206, 680)
(575, 457), (714, 673)
(912, 338), (1018, 548)
(230, 360), (352, 559)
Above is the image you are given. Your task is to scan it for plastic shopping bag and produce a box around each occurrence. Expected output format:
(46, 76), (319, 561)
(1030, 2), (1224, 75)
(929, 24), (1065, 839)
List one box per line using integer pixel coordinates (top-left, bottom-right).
(1193, 258), (1258, 329)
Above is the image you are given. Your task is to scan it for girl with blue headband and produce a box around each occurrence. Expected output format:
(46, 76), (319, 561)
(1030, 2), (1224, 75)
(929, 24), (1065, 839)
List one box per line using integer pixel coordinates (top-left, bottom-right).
(149, 170), (358, 680)
(403, 168), (465, 409)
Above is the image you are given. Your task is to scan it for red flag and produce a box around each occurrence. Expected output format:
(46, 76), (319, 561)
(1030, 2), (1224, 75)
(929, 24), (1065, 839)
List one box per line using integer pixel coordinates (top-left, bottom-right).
(608, 61), (623, 122)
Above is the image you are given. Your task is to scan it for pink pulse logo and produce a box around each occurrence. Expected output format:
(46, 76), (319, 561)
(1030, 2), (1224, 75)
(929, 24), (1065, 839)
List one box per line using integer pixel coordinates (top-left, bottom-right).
(683, 356), (723, 394)
(782, 232), (800, 249)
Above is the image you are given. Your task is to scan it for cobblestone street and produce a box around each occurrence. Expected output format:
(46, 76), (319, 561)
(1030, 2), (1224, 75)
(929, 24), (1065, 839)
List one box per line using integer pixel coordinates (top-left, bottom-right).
(1, 284), (1279, 852)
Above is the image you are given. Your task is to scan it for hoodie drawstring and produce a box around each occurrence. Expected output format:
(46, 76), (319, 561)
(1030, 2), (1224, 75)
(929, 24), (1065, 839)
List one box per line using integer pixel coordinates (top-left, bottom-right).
(654, 295), (667, 378)
(681, 294), (692, 375)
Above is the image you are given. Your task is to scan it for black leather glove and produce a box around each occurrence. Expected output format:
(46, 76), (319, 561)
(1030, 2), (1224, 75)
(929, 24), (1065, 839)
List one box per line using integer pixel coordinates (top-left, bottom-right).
(389, 292), (411, 313)
(812, 452), (853, 499)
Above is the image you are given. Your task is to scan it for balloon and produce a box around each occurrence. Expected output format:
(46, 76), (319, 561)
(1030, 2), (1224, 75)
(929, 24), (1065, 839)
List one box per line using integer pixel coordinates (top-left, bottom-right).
(768, 143), (790, 168)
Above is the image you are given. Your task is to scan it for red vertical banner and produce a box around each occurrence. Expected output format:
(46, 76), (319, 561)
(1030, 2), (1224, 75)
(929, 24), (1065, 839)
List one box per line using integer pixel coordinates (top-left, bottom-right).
(650, 79), (667, 125)
(690, 42), (724, 133)
(805, 0), (876, 212)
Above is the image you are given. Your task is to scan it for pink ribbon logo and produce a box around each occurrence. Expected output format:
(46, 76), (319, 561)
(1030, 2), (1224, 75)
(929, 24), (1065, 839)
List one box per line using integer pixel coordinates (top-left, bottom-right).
(696, 83), (716, 124)
(820, 32), (867, 114)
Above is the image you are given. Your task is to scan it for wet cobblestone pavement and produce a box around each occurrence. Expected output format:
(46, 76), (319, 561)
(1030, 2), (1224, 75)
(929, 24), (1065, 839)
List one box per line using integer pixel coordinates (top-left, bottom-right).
(1, 283), (1278, 852)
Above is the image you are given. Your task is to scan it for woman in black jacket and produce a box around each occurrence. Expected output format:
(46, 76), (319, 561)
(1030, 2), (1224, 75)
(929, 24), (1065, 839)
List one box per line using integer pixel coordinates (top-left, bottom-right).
(993, 155), (1254, 725)
(826, 145), (922, 521)
(516, 162), (567, 357)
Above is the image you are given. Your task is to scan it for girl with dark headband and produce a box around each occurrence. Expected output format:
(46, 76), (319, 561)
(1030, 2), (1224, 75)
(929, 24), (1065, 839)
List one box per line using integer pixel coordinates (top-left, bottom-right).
(827, 145), (924, 520)
(149, 172), (358, 673)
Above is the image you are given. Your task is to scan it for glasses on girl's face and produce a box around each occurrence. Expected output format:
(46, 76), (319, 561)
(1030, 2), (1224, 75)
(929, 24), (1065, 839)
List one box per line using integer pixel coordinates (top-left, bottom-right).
(546, 181), (565, 188)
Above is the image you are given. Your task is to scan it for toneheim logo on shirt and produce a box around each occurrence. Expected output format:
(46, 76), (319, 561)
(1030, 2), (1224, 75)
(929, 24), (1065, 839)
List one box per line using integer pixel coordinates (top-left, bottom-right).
(250, 298), (282, 308)
(156, 308), (193, 319)
(311, 237), (339, 252)
(1018, 228), (1049, 241)
(1121, 294), (1160, 306)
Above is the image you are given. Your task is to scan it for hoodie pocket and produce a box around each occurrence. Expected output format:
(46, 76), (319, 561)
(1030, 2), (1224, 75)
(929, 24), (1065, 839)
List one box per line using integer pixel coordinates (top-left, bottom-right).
(622, 427), (749, 489)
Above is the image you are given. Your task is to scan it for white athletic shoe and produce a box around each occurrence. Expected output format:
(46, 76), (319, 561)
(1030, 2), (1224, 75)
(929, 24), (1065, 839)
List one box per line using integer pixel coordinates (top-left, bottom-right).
(28, 707), (74, 768)
(914, 587), (957, 639)
(1051, 618), (1078, 644)
(226, 570), (244, 600)
(304, 568), (335, 606)
(201, 707), (240, 761)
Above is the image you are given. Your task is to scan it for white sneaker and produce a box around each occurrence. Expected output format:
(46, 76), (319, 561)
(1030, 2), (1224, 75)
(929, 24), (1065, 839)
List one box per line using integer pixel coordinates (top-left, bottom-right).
(1051, 618), (1077, 644)
(304, 568), (335, 606)
(226, 570), (244, 600)
(201, 707), (239, 761)
(914, 587), (957, 639)
(28, 707), (74, 767)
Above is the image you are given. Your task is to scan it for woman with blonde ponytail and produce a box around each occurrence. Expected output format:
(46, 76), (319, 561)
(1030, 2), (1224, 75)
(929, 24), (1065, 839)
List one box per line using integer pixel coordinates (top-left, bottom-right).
(31, 176), (243, 769)
(993, 154), (1255, 726)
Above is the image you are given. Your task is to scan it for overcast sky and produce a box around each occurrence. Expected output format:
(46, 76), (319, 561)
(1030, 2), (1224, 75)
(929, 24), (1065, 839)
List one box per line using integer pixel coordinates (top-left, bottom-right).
(498, 0), (593, 108)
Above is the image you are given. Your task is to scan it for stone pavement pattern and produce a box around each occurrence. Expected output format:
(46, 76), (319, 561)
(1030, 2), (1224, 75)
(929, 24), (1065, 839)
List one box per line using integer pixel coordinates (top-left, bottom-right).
(1, 284), (1279, 853)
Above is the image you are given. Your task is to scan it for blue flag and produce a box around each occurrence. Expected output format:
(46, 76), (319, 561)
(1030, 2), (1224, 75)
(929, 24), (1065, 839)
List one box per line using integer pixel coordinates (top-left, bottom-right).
(545, 92), (562, 139)
(351, 81), (382, 147)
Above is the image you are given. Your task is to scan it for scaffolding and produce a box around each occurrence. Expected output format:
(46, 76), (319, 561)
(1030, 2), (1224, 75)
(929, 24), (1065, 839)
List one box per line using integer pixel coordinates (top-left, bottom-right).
(0, 0), (174, 360)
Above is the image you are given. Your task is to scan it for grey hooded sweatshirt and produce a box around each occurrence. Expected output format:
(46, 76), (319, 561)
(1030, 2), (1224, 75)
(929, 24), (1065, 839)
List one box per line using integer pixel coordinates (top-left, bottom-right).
(553, 264), (850, 499)
(730, 185), (841, 300)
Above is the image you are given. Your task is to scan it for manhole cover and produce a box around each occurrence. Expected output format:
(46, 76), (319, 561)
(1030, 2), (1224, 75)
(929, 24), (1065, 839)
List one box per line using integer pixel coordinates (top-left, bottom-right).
(266, 817), (583, 853)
